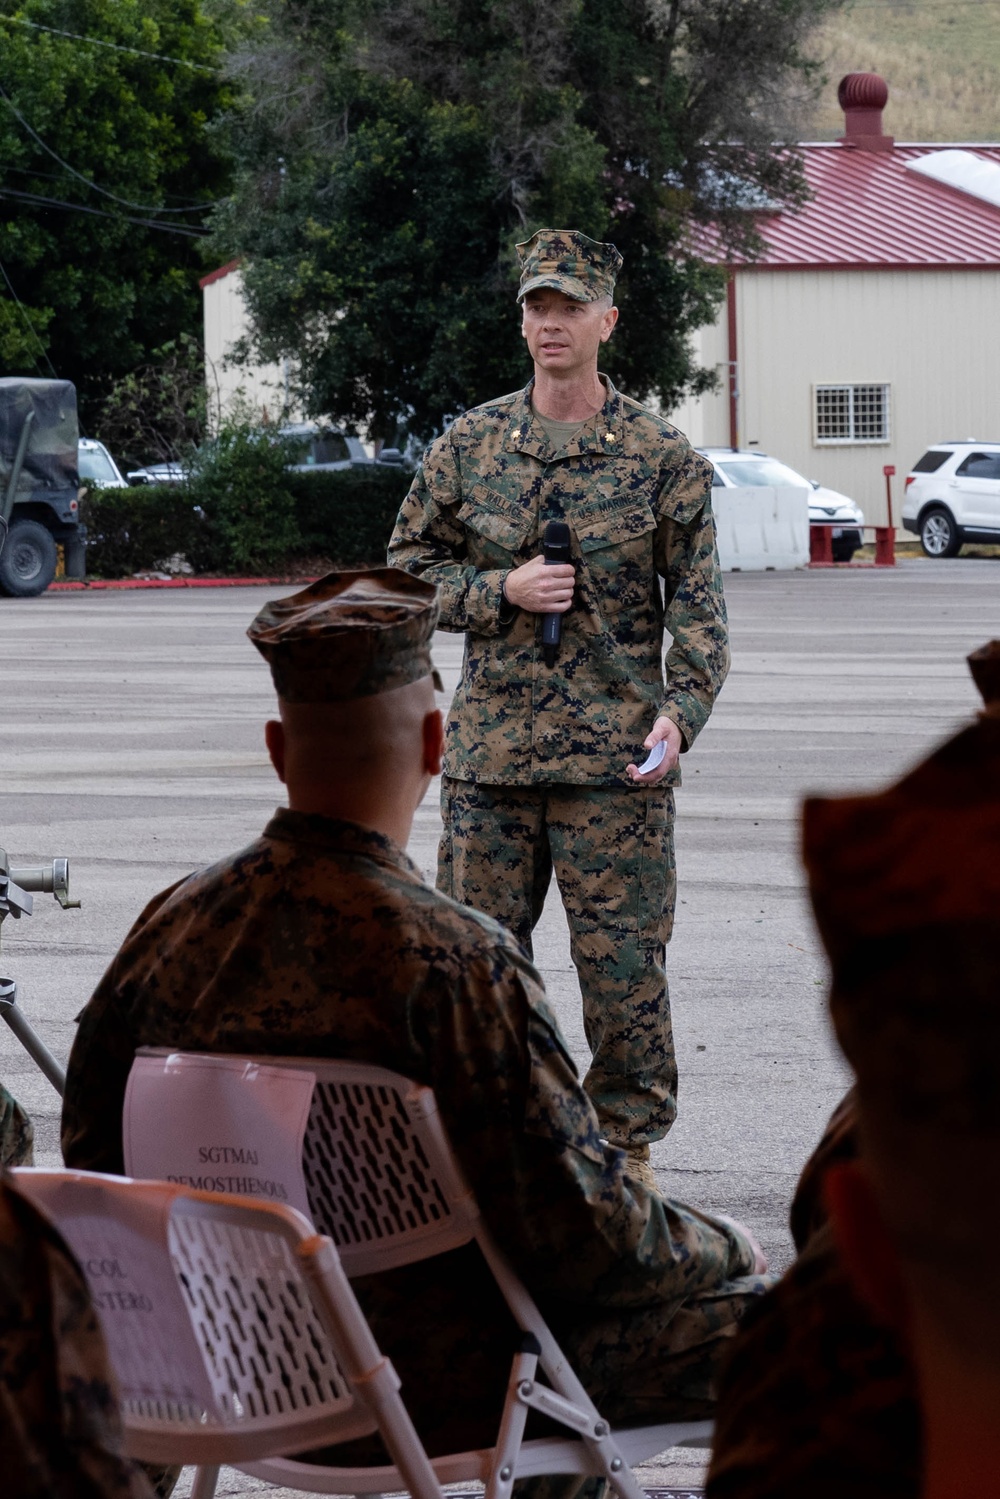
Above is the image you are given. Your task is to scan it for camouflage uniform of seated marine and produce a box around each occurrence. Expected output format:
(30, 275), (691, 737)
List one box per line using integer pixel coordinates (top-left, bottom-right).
(0, 1170), (152, 1498)
(708, 642), (1000, 1497)
(61, 570), (768, 1488)
(389, 230), (728, 1166)
(706, 1092), (920, 1499)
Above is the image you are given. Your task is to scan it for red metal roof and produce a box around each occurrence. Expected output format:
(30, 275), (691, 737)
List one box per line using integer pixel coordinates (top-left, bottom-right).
(199, 258), (241, 289)
(705, 144), (1000, 269)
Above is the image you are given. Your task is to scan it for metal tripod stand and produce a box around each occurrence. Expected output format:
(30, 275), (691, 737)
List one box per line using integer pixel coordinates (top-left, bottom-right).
(0, 847), (79, 1096)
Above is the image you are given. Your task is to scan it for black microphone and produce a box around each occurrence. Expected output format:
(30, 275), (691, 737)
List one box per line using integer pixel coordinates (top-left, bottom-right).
(541, 519), (572, 667)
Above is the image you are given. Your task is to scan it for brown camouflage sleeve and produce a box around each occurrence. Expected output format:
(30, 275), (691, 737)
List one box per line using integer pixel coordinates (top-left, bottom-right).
(387, 435), (511, 636)
(654, 450), (730, 749)
(412, 943), (756, 1309)
(62, 883), (183, 1176)
(705, 1222), (919, 1499)
(61, 988), (133, 1177)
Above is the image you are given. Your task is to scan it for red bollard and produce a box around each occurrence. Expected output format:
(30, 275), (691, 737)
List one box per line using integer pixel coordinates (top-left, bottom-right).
(874, 526), (896, 567)
(809, 525), (834, 565)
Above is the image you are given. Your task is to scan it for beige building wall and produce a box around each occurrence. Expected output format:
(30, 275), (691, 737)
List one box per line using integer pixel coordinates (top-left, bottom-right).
(682, 267), (1000, 528)
(202, 263), (299, 424)
(666, 313), (730, 447)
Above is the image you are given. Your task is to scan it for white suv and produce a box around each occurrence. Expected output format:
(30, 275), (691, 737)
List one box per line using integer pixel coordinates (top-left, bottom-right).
(902, 441), (1000, 557)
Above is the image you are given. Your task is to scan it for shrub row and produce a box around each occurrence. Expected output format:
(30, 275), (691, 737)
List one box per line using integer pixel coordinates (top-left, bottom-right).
(80, 465), (413, 579)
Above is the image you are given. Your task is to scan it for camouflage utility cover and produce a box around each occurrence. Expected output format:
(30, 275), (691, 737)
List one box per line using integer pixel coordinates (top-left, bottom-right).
(62, 809), (767, 1455)
(516, 229), (623, 303)
(0, 378), (78, 504)
(388, 376), (729, 785)
(248, 567), (441, 703)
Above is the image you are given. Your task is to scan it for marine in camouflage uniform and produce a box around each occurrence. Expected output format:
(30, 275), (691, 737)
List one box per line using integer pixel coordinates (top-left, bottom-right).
(62, 569), (768, 1473)
(706, 1093), (920, 1499)
(0, 1170), (152, 1498)
(709, 643), (1000, 1495)
(807, 641), (1000, 1495)
(389, 230), (728, 1163)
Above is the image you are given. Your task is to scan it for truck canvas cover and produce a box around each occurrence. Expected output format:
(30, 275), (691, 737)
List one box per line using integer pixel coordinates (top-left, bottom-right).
(0, 378), (79, 502)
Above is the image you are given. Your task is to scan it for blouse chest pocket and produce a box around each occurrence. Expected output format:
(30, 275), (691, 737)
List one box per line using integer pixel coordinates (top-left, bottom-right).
(570, 501), (659, 628)
(457, 485), (533, 563)
(575, 501), (657, 556)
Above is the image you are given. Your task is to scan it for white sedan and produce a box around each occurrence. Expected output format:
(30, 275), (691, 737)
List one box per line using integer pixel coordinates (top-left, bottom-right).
(699, 448), (865, 562)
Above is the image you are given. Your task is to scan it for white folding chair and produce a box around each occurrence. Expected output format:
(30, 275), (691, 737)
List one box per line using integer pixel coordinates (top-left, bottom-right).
(8, 1167), (443, 1499)
(125, 1051), (713, 1498)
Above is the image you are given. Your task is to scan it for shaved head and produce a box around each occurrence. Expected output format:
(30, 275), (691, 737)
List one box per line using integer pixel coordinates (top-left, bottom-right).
(264, 673), (443, 845)
(279, 674), (438, 776)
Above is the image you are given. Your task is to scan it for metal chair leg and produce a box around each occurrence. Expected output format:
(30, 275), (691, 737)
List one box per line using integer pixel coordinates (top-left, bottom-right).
(189, 1464), (221, 1499)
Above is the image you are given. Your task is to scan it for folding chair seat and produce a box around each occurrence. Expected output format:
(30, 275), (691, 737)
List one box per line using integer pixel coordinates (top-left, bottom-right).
(8, 1167), (443, 1499)
(124, 1051), (713, 1499)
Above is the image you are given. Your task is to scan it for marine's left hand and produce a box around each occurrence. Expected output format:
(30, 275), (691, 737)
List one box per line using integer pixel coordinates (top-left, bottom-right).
(626, 716), (682, 784)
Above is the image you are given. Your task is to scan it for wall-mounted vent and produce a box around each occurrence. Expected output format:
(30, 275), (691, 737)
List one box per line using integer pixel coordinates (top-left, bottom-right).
(906, 150), (1000, 210)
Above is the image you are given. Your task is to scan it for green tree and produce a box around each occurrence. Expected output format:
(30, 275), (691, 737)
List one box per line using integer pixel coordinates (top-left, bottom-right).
(94, 333), (217, 472)
(218, 0), (847, 439)
(0, 0), (242, 425)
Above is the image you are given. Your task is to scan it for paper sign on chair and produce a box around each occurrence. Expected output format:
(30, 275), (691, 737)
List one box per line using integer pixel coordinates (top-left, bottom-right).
(124, 1051), (315, 1218)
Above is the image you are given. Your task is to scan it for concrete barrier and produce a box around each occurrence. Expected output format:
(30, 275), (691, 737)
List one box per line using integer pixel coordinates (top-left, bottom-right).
(714, 485), (810, 571)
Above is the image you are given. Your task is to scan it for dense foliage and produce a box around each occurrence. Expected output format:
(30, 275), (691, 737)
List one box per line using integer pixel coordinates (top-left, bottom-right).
(95, 334), (213, 472)
(81, 464), (410, 578)
(215, 0), (847, 439)
(0, 0), (240, 426)
(181, 415), (302, 572)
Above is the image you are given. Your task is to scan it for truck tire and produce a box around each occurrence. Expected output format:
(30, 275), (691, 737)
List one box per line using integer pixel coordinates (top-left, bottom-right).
(0, 518), (59, 597)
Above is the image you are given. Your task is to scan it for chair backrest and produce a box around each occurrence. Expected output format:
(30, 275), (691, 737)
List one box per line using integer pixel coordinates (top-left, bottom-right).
(9, 1168), (377, 1467)
(126, 1051), (479, 1276)
(123, 1052), (624, 1469)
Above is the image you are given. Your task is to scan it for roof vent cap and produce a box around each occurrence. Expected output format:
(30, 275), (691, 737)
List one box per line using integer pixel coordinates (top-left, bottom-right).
(838, 72), (894, 152)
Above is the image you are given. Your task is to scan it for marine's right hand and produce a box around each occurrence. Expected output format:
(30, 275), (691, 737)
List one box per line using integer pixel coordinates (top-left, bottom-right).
(504, 554), (575, 613)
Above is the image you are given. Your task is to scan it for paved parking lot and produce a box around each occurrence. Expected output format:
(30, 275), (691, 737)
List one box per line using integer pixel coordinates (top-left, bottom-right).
(1, 555), (996, 1494)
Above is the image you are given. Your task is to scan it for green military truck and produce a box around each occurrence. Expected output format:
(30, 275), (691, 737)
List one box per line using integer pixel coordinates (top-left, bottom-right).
(0, 377), (85, 597)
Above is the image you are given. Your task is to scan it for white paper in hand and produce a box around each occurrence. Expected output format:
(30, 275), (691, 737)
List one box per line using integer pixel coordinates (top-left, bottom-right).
(634, 740), (666, 776)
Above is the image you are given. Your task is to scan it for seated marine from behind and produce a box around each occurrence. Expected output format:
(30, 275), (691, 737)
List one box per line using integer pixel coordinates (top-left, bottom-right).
(708, 641), (1000, 1498)
(61, 567), (771, 1460)
(813, 642), (1000, 1498)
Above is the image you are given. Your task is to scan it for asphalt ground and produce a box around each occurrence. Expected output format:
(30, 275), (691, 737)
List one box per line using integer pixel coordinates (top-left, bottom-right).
(1, 555), (997, 1493)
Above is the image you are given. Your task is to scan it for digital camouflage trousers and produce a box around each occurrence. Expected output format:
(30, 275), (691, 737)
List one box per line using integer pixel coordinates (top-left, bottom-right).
(438, 777), (677, 1146)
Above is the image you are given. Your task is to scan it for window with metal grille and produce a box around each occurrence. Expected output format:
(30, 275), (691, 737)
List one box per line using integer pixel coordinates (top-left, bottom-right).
(814, 384), (890, 444)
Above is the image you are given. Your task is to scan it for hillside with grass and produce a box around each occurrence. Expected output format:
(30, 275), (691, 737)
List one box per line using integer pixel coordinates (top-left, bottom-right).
(803, 0), (1000, 142)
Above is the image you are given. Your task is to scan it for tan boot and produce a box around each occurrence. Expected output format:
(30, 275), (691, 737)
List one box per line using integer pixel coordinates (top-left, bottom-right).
(623, 1143), (657, 1193)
